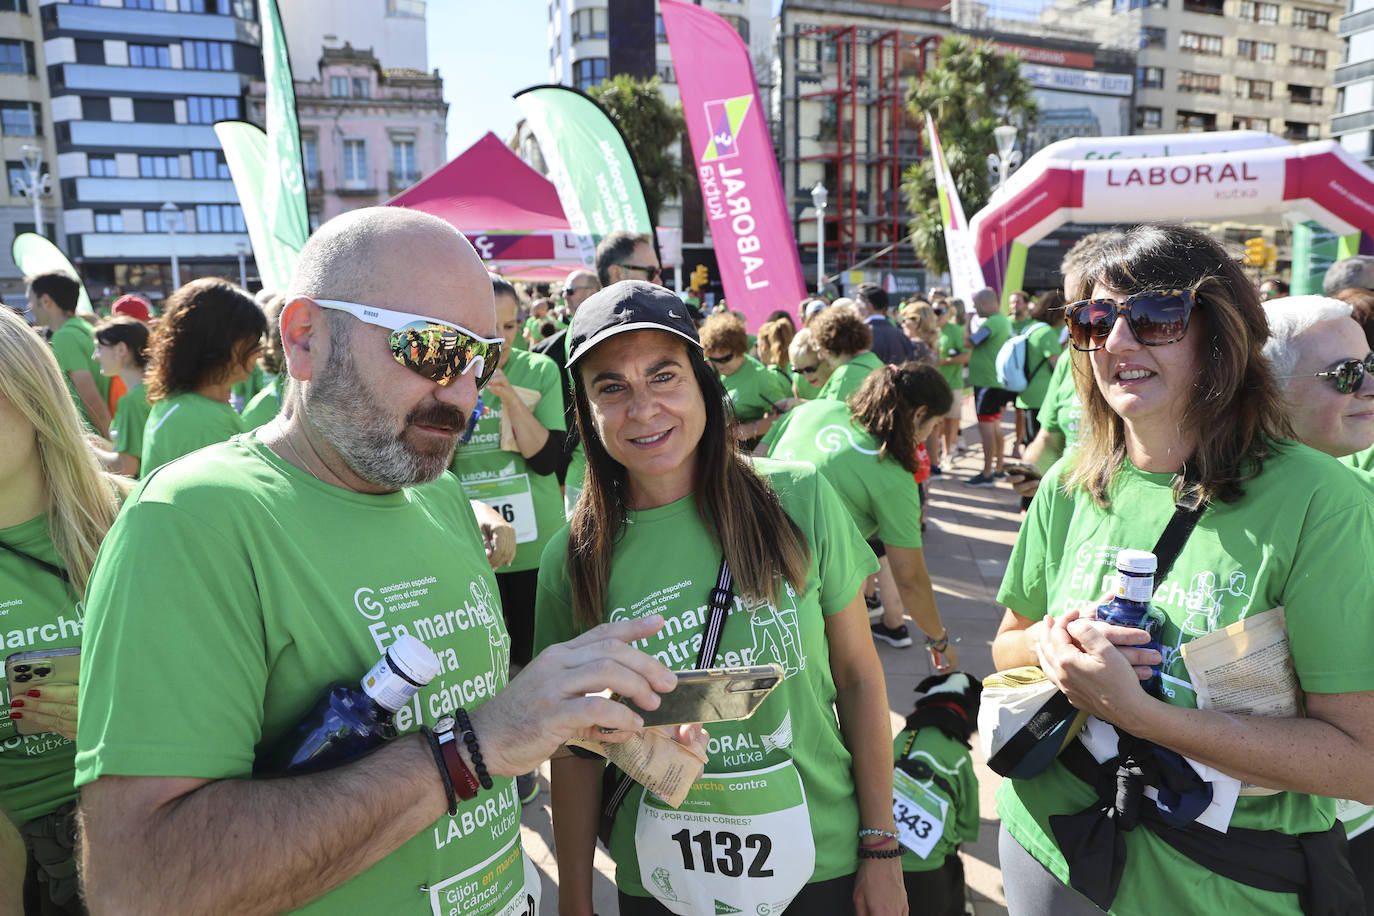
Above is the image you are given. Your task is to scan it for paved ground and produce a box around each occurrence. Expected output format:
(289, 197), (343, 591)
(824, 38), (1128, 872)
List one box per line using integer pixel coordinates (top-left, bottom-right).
(519, 416), (1024, 915)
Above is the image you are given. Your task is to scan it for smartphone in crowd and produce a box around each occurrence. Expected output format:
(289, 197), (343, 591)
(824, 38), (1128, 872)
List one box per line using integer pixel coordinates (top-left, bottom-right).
(1003, 462), (1043, 482)
(615, 664), (784, 728)
(5, 647), (80, 736)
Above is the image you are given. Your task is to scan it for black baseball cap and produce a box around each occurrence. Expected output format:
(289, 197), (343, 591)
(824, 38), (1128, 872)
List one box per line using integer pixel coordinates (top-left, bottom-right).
(565, 280), (702, 368)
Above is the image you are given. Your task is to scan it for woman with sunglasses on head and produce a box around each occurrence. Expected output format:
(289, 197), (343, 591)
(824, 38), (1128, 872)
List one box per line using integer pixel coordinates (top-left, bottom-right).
(140, 278), (266, 476)
(992, 224), (1374, 916)
(535, 282), (906, 916)
(88, 315), (151, 478)
(0, 305), (127, 914)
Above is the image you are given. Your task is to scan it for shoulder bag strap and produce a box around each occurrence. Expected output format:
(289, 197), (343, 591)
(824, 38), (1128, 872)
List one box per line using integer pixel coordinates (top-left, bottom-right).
(0, 539), (70, 584)
(1150, 492), (1206, 583)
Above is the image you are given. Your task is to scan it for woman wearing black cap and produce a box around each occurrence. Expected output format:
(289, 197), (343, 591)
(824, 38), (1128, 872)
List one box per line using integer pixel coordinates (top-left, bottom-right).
(533, 281), (906, 915)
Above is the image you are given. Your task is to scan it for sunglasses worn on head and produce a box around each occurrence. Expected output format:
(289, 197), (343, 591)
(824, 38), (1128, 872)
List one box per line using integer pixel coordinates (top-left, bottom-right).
(1066, 289), (1198, 352)
(1280, 353), (1374, 395)
(313, 299), (504, 389)
(620, 263), (661, 281)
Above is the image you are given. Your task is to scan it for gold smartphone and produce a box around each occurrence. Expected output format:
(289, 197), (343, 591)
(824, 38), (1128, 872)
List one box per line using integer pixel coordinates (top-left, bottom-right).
(616, 664), (784, 727)
(5, 647), (80, 736)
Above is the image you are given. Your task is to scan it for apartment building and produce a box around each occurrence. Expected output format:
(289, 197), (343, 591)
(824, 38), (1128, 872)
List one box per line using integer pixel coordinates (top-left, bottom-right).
(1333, 0), (1374, 167)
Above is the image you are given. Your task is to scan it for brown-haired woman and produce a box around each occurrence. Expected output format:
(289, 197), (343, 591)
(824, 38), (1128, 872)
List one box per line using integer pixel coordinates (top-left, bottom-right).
(89, 315), (151, 477)
(140, 278), (266, 475)
(534, 281), (906, 916)
(992, 223), (1374, 915)
(810, 306), (881, 402)
(763, 363), (958, 667)
(700, 312), (792, 440)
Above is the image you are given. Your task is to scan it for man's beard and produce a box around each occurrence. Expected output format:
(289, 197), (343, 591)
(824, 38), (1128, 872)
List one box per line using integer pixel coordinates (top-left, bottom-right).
(307, 334), (467, 489)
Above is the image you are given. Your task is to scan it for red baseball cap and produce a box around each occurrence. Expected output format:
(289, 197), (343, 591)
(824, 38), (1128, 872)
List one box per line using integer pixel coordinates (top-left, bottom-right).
(110, 294), (152, 322)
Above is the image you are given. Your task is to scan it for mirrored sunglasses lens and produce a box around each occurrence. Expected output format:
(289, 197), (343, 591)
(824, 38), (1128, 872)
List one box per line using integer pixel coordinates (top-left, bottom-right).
(1335, 360), (1365, 394)
(1069, 302), (1112, 349)
(390, 322), (498, 387)
(1130, 293), (1188, 345)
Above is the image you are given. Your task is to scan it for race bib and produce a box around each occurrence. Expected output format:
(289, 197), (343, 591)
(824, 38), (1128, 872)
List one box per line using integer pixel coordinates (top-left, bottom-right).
(893, 766), (947, 860)
(635, 761), (814, 916)
(466, 474), (538, 544)
(426, 833), (536, 916)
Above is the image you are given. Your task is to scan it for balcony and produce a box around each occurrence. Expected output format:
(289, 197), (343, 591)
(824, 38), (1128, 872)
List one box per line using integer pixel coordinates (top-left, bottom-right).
(46, 3), (246, 42)
(54, 64), (241, 98)
(67, 120), (221, 150)
(1182, 0), (1224, 13)
(71, 176), (239, 205)
(1289, 87), (1323, 106)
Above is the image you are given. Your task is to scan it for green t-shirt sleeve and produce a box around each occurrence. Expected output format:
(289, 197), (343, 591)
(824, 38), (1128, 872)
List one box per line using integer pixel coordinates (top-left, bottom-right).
(50, 325), (91, 374)
(110, 391), (150, 458)
(759, 408), (792, 453)
(532, 529), (579, 654)
(994, 462), (1066, 620)
(1038, 358), (1071, 437)
(529, 357), (567, 432)
(76, 500), (270, 783)
(809, 470), (880, 615)
(870, 469), (924, 549)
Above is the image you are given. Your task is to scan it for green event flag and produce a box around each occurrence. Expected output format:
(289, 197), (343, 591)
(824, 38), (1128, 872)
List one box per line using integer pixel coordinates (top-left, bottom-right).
(513, 85), (652, 264)
(11, 233), (94, 315)
(259, 0), (308, 262)
(215, 122), (299, 292)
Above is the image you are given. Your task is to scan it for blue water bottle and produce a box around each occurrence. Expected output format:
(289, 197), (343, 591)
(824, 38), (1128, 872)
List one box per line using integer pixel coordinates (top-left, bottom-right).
(1096, 549), (1164, 696)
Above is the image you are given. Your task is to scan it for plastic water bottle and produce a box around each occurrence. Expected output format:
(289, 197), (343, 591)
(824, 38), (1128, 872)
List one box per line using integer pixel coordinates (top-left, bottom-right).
(256, 634), (441, 775)
(1096, 549), (1164, 695)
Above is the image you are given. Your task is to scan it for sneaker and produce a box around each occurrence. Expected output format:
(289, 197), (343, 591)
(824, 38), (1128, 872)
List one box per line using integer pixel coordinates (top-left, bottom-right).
(993, 469), (1007, 479)
(517, 772), (540, 805)
(865, 592), (882, 611)
(871, 621), (913, 648)
(928, 465), (943, 476)
(966, 473), (995, 486)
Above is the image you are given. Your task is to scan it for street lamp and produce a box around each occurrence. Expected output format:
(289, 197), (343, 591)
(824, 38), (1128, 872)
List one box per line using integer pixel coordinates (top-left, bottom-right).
(235, 241), (248, 289)
(161, 201), (181, 291)
(15, 145), (49, 238)
(810, 181), (828, 295)
(986, 124), (1022, 197)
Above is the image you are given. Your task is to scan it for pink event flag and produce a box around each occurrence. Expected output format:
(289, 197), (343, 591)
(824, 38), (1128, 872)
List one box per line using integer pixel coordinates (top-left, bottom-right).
(663, 0), (806, 329)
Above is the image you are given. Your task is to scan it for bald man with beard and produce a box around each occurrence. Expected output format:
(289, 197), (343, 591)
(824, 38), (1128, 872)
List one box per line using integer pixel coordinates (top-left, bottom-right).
(75, 208), (678, 914)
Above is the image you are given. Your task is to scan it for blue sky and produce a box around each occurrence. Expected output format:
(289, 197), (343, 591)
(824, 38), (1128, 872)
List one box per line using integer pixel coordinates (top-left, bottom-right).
(427, 3), (551, 160)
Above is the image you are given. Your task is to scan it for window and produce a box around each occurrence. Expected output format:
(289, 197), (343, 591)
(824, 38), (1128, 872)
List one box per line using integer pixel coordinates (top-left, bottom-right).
(138, 154), (180, 178)
(7, 160), (31, 195)
(656, 14), (666, 42)
(329, 75), (348, 97)
(0, 40), (32, 75)
(391, 137), (417, 185)
(186, 95), (239, 123)
(1235, 77), (1272, 100)
(74, 40), (104, 65)
(0, 101), (39, 136)
(230, 0), (254, 17)
(0, 0), (28, 10)
(343, 139), (368, 187)
(143, 209), (174, 232)
(1237, 39), (1277, 61)
(573, 57), (607, 89)
(1283, 121), (1317, 141)
(1176, 110), (1217, 131)
(1290, 46), (1327, 67)
(182, 0), (212, 11)
(88, 155), (117, 177)
(1182, 0), (1223, 12)
(1179, 70), (1221, 93)
(1138, 66), (1164, 89)
(128, 44), (171, 68)
(82, 97), (111, 120)
(194, 203), (245, 233)
(1239, 0), (1278, 21)
(1289, 84), (1322, 105)
(182, 40), (232, 71)
(1292, 7), (1330, 28)
(71, 0), (98, 5)
(720, 14), (749, 41)
(190, 149), (229, 179)
(301, 137), (318, 185)
(123, 0), (166, 8)
(1114, 0), (1167, 9)
(1141, 27), (1166, 48)
(570, 8), (607, 40)
(1135, 106), (1162, 129)
(132, 98), (175, 123)
(1180, 31), (1223, 55)
(93, 211), (123, 232)
(352, 76), (368, 98)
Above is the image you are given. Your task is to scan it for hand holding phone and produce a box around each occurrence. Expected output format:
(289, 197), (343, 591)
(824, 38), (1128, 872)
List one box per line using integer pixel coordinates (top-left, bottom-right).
(614, 664), (784, 728)
(1003, 462), (1042, 481)
(6, 648), (80, 738)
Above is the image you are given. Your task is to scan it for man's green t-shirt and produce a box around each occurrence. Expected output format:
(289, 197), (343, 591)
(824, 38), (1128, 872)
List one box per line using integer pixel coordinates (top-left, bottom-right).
(240, 374), (285, 430)
(0, 515), (83, 825)
(1010, 318), (1032, 334)
(721, 355), (792, 424)
(894, 726), (979, 873)
(451, 349), (566, 573)
(995, 444), (1374, 916)
(1014, 323), (1060, 410)
(49, 316), (109, 431)
(141, 392), (246, 475)
(1037, 355), (1083, 452)
(534, 460), (878, 903)
(967, 313), (1011, 389)
(109, 381), (152, 464)
(937, 323), (966, 393)
(762, 399), (923, 548)
(816, 350), (884, 403)
(76, 435), (529, 914)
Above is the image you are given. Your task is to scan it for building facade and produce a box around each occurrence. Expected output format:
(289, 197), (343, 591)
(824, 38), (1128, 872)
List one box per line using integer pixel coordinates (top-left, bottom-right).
(1333, 0), (1374, 167)
(42, 0), (260, 301)
(276, 0), (426, 74)
(0, 0), (60, 304)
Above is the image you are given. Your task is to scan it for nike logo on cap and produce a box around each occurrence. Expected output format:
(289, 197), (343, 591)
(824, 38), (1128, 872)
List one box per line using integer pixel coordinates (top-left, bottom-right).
(669, 310), (683, 319)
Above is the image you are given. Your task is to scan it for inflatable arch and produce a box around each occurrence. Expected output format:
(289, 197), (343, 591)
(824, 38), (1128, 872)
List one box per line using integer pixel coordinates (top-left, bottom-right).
(969, 131), (1374, 297)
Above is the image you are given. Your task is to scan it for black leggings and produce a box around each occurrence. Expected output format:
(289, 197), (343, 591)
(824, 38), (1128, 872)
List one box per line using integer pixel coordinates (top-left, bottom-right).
(617, 873), (858, 914)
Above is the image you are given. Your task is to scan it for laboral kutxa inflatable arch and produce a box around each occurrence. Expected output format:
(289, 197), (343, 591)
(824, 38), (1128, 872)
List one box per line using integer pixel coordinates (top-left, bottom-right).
(969, 130), (1374, 296)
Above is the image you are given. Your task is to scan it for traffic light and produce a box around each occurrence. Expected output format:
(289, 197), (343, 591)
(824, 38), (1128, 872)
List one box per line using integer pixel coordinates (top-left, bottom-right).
(1264, 243), (1278, 274)
(1243, 237), (1266, 268)
(690, 264), (709, 291)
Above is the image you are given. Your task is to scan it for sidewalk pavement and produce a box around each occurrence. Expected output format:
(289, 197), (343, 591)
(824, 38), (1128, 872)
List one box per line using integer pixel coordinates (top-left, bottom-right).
(519, 418), (1025, 915)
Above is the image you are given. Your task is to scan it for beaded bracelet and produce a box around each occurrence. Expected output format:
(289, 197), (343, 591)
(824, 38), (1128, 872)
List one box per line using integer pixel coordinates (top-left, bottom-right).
(420, 726), (459, 816)
(857, 846), (903, 859)
(858, 828), (898, 840)
(924, 630), (951, 652)
(455, 706), (494, 790)
(860, 836), (899, 849)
